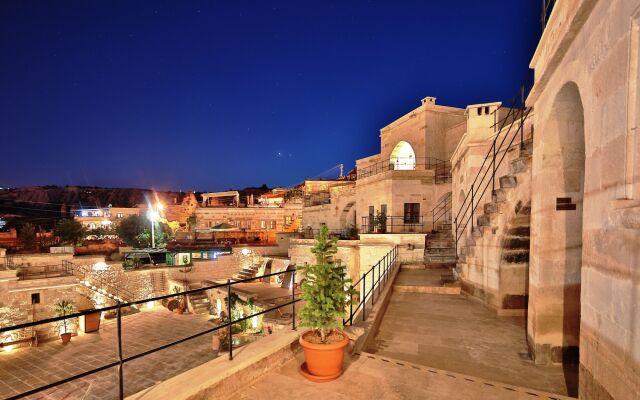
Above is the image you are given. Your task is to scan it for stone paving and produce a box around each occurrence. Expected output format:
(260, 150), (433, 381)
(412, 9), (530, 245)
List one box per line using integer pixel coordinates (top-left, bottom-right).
(365, 290), (578, 397)
(0, 306), (220, 400)
(236, 351), (574, 400)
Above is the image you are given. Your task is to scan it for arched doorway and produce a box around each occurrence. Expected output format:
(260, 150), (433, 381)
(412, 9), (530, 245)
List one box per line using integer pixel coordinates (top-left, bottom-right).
(529, 82), (584, 386)
(390, 141), (416, 170)
(339, 201), (356, 229)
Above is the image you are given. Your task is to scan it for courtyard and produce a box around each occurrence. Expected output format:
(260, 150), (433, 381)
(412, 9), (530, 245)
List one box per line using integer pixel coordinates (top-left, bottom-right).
(0, 306), (220, 400)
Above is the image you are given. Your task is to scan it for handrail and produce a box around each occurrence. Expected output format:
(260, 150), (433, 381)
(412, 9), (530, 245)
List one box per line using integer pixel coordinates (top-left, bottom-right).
(541, 0), (556, 32)
(453, 86), (532, 255)
(357, 156), (451, 183)
(360, 216), (427, 234)
(431, 192), (452, 231)
(343, 245), (398, 326)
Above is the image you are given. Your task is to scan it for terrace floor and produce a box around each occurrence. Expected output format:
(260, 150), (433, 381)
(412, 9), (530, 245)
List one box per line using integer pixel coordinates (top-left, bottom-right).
(235, 351), (575, 400)
(0, 306), (222, 400)
(365, 290), (578, 397)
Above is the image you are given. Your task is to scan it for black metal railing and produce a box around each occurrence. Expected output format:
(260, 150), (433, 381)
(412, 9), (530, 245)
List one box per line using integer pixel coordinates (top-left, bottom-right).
(16, 263), (73, 280)
(343, 246), (398, 325)
(0, 246), (401, 400)
(361, 215), (427, 234)
(431, 192), (452, 232)
(0, 268), (302, 400)
(453, 87), (532, 255)
(357, 157), (451, 183)
(293, 228), (357, 240)
(541, 0), (556, 32)
(303, 191), (331, 207)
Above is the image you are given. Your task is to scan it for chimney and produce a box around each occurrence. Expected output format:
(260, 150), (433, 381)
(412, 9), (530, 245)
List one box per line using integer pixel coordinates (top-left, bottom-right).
(421, 97), (436, 106)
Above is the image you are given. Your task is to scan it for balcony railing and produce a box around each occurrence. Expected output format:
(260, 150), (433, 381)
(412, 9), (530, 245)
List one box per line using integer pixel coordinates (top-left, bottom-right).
(16, 263), (73, 280)
(303, 191), (331, 207)
(360, 215), (428, 234)
(357, 157), (451, 183)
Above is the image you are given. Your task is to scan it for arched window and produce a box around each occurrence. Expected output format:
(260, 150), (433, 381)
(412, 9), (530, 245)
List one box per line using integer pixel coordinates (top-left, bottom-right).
(389, 141), (416, 170)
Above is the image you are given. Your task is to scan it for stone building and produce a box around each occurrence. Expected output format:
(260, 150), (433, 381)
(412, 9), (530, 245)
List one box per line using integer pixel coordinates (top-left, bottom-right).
(448, 1), (640, 398)
(194, 189), (302, 244)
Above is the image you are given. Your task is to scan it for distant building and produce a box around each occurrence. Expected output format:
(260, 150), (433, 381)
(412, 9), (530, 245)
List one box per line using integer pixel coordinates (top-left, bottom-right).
(72, 206), (141, 229)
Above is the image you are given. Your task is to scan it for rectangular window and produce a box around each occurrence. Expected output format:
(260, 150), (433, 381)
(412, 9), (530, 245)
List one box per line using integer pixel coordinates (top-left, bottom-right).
(404, 203), (420, 224)
(31, 293), (40, 304)
(260, 220), (266, 229)
(117, 213), (124, 219)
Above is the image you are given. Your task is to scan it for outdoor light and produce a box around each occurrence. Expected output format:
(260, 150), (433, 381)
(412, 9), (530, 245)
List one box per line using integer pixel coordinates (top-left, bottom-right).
(93, 261), (110, 271)
(146, 204), (162, 248)
(241, 248), (251, 256)
(146, 301), (155, 310)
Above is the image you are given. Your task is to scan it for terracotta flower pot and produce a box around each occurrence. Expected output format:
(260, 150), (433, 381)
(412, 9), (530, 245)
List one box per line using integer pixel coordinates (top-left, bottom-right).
(176, 307), (184, 315)
(299, 330), (349, 382)
(60, 332), (72, 345)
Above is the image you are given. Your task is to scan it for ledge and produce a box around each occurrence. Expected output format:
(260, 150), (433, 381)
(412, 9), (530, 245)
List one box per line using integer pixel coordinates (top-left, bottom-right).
(126, 330), (300, 400)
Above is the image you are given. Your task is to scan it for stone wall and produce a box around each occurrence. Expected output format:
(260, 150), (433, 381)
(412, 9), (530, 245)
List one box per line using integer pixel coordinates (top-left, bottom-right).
(528, 0), (640, 398)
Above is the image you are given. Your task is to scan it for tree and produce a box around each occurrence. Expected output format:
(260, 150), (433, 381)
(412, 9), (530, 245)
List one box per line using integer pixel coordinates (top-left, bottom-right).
(54, 219), (85, 245)
(298, 225), (352, 343)
(116, 215), (147, 247)
(116, 215), (172, 248)
(18, 223), (36, 249)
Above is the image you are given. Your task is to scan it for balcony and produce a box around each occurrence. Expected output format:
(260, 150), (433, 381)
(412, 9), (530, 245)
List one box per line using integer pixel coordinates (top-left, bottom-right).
(360, 215), (429, 234)
(357, 157), (451, 183)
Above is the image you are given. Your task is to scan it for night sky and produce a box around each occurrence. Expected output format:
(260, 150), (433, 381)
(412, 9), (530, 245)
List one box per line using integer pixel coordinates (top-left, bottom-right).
(1, 1), (541, 192)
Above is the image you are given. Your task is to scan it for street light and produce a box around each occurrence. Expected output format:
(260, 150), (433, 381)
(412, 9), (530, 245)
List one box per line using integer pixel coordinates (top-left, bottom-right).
(146, 204), (162, 248)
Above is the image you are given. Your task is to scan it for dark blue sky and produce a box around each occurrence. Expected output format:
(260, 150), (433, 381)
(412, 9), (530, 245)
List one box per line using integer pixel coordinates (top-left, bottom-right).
(1, 1), (540, 192)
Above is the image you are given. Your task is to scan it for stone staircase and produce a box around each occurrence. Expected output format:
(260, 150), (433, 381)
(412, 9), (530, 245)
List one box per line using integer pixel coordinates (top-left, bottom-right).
(187, 287), (211, 315)
(425, 221), (456, 265)
(232, 264), (260, 281)
(460, 140), (533, 261)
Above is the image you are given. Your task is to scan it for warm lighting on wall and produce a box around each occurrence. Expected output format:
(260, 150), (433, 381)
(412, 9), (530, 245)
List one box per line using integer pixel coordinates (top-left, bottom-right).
(145, 301), (155, 310)
(2, 344), (15, 352)
(93, 262), (110, 272)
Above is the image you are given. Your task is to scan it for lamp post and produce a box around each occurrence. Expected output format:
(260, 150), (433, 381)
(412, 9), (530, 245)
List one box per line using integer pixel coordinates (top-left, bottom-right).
(146, 203), (163, 248)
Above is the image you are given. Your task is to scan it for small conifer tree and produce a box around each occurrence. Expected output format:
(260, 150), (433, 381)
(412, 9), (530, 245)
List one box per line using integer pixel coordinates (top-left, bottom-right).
(299, 225), (352, 343)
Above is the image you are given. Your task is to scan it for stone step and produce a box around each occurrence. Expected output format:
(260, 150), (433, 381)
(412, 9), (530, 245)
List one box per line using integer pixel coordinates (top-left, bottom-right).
(477, 215), (490, 227)
(499, 175), (517, 189)
(484, 202), (499, 215)
(510, 157), (528, 174)
(502, 249), (530, 263)
(502, 237), (530, 250)
(511, 215), (530, 226)
(520, 139), (533, 157)
(506, 226), (530, 237)
(493, 188), (507, 203)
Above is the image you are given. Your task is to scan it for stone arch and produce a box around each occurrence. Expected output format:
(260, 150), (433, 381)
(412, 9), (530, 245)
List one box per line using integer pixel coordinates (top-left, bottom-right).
(529, 81), (585, 371)
(390, 141), (416, 170)
(339, 201), (356, 228)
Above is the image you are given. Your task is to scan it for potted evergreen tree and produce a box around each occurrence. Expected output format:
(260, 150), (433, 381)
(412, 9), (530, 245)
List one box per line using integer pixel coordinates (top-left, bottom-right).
(54, 299), (75, 345)
(298, 225), (352, 382)
(374, 211), (387, 233)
